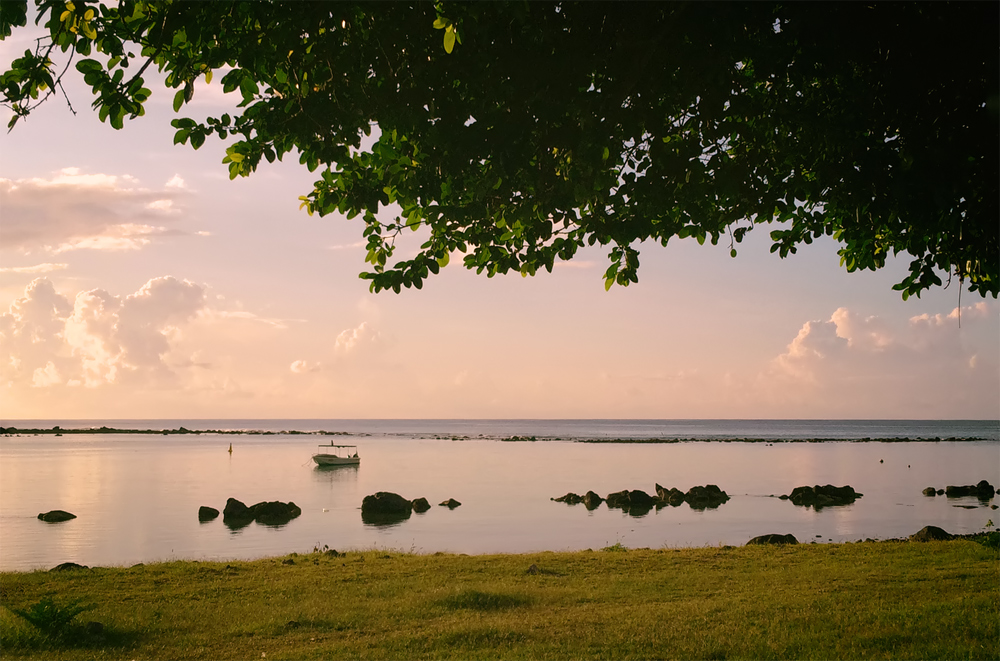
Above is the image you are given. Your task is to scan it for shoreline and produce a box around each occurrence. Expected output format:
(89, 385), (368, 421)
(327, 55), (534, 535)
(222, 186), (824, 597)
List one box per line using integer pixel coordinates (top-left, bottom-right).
(0, 426), (991, 443)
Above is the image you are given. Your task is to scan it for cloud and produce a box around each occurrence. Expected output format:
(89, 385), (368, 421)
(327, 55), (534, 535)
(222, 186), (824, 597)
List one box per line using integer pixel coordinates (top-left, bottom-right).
(290, 360), (321, 373)
(0, 263), (69, 274)
(32, 361), (61, 388)
(165, 175), (186, 188)
(0, 168), (189, 254)
(764, 303), (999, 416)
(1, 276), (207, 388)
(335, 321), (382, 353)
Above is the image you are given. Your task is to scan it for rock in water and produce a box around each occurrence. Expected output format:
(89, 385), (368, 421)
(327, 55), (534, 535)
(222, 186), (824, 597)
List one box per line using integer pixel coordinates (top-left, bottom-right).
(605, 490), (630, 509)
(361, 492), (413, 525)
(921, 487), (937, 496)
(782, 485), (862, 509)
(439, 498), (462, 509)
(250, 501), (302, 526)
(411, 497), (431, 513)
(583, 491), (604, 510)
(37, 510), (76, 522)
(746, 534), (799, 545)
(198, 506), (220, 521)
(223, 497), (254, 529)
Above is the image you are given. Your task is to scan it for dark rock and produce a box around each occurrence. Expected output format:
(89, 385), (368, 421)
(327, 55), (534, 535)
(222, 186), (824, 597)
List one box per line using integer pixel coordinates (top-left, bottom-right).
(37, 510), (76, 523)
(909, 525), (953, 542)
(782, 484), (862, 509)
(250, 501), (302, 526)
(223, 498), (255, 529)
(945, 481), (996, 500)
(411, 497), (431, 513)
(921, 487), (937, 496)
(50, 562), (89, 571)
(362, 492), (412, 515)
(198, 505), (220, 521)
(627, 489), (655, 509)
(747, 534), (798, 545)
(439, 498), (461, 509)
(361, 492), (412, 526)
(552, 492), (584, 504)
(937, 489), (944, 495)
(223, 497), (252, 520)
(605, 490), (631, 509)
(583, 490), (604, 510)
(655, 483), (686, 506)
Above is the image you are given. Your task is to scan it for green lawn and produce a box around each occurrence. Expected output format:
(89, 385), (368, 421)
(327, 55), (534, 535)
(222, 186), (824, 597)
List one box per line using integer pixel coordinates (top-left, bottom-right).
(2, 540), (997, 660)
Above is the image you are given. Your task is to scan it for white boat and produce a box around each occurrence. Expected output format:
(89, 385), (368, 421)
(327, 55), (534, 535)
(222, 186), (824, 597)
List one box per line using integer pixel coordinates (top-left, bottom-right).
(312, 443), (360, 467)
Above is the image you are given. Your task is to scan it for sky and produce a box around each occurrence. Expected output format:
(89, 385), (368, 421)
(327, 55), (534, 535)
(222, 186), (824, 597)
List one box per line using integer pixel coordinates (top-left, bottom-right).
(0, 24), (997, 421)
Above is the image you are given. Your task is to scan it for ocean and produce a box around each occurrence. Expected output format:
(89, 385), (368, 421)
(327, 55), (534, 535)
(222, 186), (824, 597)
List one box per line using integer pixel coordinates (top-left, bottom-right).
(1, 419), (997, 571)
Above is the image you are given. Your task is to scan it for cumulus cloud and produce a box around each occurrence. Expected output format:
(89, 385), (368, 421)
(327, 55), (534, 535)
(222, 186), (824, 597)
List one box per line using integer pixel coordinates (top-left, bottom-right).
(764, 303), (999, 416)
(335, 321), (382, 353)
(290, 360), (321, 373)
(0, 168), (189, 254)
(1, 276), (206, 388)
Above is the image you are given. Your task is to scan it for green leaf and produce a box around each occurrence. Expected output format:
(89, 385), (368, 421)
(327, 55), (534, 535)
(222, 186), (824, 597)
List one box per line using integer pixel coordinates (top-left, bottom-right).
(443, 28), (456, 54)
(172, 88), (185, 112)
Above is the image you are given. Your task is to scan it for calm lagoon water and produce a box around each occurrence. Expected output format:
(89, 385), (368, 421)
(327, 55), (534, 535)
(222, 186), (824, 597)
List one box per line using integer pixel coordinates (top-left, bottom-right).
(1, 419), (998, 572)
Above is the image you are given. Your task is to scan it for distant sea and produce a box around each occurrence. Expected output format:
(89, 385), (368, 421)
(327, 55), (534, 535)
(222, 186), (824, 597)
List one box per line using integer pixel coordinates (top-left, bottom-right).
(3, 419), (998, 441)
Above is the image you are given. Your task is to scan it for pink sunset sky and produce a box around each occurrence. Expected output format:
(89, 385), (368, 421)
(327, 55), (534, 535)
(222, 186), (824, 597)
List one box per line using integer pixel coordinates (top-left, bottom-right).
(1, 24), (997, 421)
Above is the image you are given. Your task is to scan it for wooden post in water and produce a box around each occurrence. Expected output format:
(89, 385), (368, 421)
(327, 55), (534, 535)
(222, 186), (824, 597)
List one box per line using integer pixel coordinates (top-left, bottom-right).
(228, 443), (232, 454)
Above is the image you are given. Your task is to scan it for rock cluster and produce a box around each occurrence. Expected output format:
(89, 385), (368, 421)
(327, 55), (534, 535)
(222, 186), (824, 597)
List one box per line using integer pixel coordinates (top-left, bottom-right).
(943, 480), (995, 500)
(779, 485), (862, 509)
(222, 498), (302, 529)
(552, 484), (729, 514)
(359, 492), (461, 525)
(553, 491), (604, 509)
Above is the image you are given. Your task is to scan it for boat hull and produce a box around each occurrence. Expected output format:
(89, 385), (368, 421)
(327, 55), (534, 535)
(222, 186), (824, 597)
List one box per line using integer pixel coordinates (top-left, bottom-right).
(312, 454), (360, 467)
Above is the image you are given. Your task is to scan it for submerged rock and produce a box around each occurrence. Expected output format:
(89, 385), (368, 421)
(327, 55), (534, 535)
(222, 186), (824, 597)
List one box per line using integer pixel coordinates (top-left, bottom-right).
(552, 492), (584, 504)
(746, 534), (798, 546)
(37, 510), (76, 523)
(439, 498), (462, 509)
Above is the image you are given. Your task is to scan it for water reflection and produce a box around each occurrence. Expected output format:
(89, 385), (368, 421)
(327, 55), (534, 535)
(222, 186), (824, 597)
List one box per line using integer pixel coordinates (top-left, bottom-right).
(312, 464), (359, 484)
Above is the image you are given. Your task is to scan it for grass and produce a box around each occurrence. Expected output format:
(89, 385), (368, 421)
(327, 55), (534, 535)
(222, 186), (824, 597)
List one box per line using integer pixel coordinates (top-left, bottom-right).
(1, 540), (997, 660)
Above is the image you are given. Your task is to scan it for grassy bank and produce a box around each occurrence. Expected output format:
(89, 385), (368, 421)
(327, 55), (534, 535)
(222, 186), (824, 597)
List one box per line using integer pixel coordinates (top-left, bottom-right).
(1, 540), (997, 660)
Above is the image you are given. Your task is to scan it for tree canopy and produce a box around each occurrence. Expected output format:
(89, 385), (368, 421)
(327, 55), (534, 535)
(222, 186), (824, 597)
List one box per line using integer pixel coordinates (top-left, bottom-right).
(2, 1), (997, 297)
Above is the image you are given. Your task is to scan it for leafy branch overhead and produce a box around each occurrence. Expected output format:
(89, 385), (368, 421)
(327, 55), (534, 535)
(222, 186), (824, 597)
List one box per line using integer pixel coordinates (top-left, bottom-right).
(2, 1), (996, 297)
